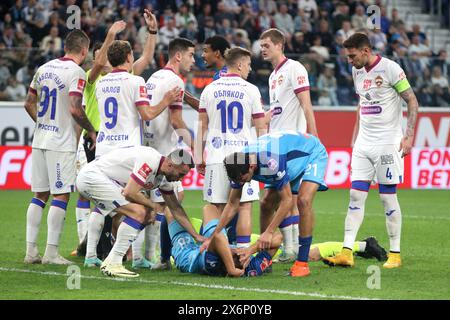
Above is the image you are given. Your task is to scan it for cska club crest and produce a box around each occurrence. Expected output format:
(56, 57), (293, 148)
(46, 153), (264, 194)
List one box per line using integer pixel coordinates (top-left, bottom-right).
(363, 79), (372, 90)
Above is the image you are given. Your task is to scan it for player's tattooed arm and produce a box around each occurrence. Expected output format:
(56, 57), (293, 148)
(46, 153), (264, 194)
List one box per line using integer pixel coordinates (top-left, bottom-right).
(24, 91), (38, 122)
(69, 95), (97, 149)
(296, 90), (319, 137)
(399, 88), (419, 157)
(162, 192), (205, 242)
(183, 91), (200, 111)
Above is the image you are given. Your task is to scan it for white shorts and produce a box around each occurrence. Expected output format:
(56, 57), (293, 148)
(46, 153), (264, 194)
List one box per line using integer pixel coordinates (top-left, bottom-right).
(150, 180), (184, 203)
(351, 144), (404, 185)
(31, 148), (77, 194)
(76, 136), (87, 175)
(203, 163), (260, 203)
(76, 164), (129, 217)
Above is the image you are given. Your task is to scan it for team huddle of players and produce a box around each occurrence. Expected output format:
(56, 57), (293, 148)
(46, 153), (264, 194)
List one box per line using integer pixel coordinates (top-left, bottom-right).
(23, 9), (419, 278)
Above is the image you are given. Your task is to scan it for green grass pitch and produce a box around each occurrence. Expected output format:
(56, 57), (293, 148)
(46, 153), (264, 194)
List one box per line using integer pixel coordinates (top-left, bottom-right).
(0, 189), (449, 300)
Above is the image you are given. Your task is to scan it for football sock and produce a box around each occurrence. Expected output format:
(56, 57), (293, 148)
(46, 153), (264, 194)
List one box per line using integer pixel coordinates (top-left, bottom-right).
(343, 182), (369, 249)
(297, 236), (312, 262)
(159, 215), (172, 262)
(291, 215), (300, 254)
(145, 218), (161, 261)
(226, 213), (238, 244)
(26, 198), (46, 256)
(236, 235), (251, 248)
(86, 209), (104, 259)
(44, 199), (67, 257)
(357, 241), (366, 252)
(75, 200), (90, 244)
(109, 217), (144, 264)
(279, 217), (294, 254)
(379, 185), (402, 253)
(132, 229), (145, 261)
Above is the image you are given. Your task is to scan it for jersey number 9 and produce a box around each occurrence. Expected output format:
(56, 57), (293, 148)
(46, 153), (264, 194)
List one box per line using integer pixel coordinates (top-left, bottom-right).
(104, 97), (118, 129)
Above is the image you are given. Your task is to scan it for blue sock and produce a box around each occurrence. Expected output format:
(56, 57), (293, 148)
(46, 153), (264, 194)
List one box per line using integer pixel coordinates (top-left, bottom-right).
(226, 213), (238, 245)
(297, 236), (312, 262)
(159, 216), (172, 262)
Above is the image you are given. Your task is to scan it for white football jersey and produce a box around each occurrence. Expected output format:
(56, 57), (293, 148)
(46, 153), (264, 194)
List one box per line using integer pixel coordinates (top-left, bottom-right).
(199, 74), (265, 164)
(143, 67), (185, 156)
(30, 57), (86, 152)
(268, 58), (310, 133)
(95, 69), (150, 157)
(353, 56), (407, 146)
(92, 145), (173, 192)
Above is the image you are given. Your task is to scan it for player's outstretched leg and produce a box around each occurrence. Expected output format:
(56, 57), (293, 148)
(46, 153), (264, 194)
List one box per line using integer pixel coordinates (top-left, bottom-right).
(323, 181), (369, 267)
(379, 184), (402, 268)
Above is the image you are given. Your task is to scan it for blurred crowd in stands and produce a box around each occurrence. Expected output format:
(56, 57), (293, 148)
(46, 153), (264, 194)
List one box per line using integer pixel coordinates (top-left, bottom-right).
(0, 0), (449, 106)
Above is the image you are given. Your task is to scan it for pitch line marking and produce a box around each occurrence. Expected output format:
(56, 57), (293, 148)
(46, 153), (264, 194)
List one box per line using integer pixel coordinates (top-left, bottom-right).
(0, 267), (378, 300)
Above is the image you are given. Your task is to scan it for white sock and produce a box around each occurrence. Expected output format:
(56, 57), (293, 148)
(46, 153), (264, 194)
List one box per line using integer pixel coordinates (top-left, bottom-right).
(357, 241), (367, 252)
(109, 218), (143, 264)
(86, 210), (105, 259)
(26, 198), (45, 256)
(44, 200), (67, 257)
(75, 202), (90, 243)
(280, 224), (294, 254)
(343, 189), (368, 250)
(145, 221), (161, 261)
(132, 230), (145, 262)
(292, 223), (299, 255)
(380, 193), (402, 252)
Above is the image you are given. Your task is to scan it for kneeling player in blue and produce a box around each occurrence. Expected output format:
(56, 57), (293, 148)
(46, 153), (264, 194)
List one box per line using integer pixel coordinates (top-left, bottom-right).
(200, 131), (328, 277)
(167, 204), (281, 277)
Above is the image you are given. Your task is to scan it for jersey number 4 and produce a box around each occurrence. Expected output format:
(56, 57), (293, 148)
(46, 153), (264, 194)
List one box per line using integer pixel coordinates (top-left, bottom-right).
(37, 85), (57, 120)
(216, 100), (243, 134)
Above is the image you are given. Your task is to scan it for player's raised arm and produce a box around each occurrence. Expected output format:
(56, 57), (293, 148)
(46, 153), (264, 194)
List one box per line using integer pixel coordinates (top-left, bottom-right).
(89, 20), (126, 83)
(24, 89), (38, 122)
(162, 192), (204, 243)
(200, 187), (242, 252)
(132, 9), (158, 76)
(399, 88), (419, 157)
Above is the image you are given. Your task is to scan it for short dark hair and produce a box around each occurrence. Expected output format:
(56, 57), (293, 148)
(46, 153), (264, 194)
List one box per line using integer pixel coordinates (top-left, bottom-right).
(224, 47), (252, 67)
(204, 35), (231, 58)
(260, 28), (286, 46)
(168, 149), (195, 169)
(107, 40), (132, 67)
(223, 152), (251, 182)
(64, 29), (90, 53)
(168, 38), (195, 59)
(343, 32), (371, 49)
(92, 41), (103, 60)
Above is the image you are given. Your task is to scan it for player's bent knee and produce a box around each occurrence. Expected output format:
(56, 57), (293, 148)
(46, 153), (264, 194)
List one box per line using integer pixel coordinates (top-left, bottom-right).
(349, 188), (367, 203)
(35, 191), (50, 203)
(297, 195), (313, 211)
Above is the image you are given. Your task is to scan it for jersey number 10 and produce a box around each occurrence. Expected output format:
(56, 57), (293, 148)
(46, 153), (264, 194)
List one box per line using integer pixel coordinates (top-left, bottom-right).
(216, 100), (243, 134)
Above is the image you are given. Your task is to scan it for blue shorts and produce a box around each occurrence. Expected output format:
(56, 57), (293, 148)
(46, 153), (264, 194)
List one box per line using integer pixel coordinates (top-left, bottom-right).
(264, 145), (328, 193)
(169, 219), (227, 274)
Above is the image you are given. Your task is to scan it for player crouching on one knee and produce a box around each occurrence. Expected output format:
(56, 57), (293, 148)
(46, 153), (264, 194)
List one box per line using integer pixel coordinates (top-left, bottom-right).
(167, 204), (282, 277)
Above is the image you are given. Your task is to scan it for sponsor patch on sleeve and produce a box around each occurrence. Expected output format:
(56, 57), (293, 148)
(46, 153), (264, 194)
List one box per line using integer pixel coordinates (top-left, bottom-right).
(137, 163), (152, 179)
(77, 79), (86, 91)
(139, 86), (147, 98)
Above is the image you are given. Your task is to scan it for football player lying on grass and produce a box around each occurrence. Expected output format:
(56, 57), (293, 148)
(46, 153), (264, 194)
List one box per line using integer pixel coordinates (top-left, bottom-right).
(165, 204), (281, 277)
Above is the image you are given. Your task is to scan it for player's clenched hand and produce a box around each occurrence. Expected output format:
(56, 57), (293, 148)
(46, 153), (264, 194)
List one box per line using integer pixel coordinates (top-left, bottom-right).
(196, 162), (206, 176)
(199, 237), (211, 252)
(399, 135), (413, 157)
(87, 131), (97, 151)
(194, 234), (206, 243)
(108, 20), (127, 35)
(163, 87), (182, 106)
(257, 231), (273, 251)
(144, 9), (158, 30)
